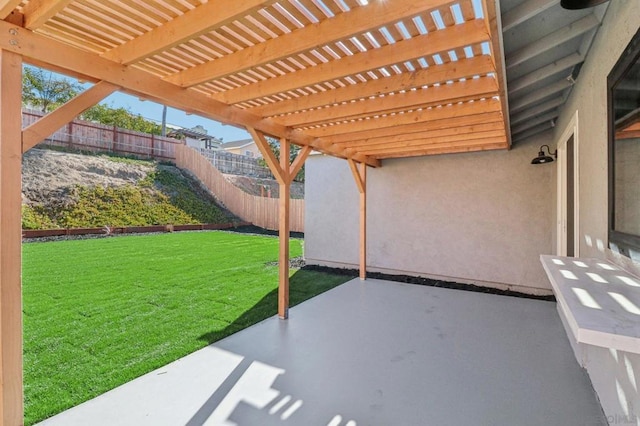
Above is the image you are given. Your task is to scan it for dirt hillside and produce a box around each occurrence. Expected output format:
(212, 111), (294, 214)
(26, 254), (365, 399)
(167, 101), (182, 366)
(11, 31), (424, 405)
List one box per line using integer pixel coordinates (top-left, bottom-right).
(22, 149), (154, 207)
(21, 149), (303, 230)
(224, 174), (304, 199)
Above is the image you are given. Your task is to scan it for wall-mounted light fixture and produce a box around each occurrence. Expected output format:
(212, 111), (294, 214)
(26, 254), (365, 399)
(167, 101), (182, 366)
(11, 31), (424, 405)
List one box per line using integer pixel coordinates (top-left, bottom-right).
(560, 0), (609, 10)
(531, 145), (557, 164)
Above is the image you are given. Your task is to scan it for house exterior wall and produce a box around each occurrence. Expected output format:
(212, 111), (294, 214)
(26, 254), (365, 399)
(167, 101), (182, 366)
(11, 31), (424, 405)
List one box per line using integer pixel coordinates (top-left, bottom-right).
(224, 143), (262, 159)
(305, 134), (555, 295)
(551, 1), (640, 423)
(554, 1), (639, 271)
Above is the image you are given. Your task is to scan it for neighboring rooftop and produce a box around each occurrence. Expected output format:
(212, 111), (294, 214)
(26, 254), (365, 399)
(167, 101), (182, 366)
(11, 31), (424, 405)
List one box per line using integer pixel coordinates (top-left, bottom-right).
(221, 139), (255, 150)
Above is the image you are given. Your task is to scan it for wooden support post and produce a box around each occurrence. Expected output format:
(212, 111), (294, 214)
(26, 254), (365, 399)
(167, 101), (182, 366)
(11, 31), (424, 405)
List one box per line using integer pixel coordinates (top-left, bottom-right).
(248, 128), (311, 319)
(279, 138), (290, 319)
(0, 48), (24, 425)
(348, 159), (367, 280)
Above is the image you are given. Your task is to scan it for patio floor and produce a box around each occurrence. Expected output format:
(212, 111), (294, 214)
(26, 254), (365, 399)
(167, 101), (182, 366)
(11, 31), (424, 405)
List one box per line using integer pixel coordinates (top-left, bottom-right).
(38, 278), (606, 426)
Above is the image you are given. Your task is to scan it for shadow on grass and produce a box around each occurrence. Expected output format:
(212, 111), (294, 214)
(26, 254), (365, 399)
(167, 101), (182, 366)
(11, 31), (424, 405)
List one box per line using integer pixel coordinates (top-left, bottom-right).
(197, 267), (355, 345)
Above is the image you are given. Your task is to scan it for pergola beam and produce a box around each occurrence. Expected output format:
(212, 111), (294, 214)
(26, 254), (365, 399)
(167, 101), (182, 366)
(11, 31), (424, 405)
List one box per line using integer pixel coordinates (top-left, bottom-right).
(354, 130), (506, 155)
(101, 0), (275, 64)
(481, 0), (511, 148)
(0, 0), (21, 19)
(0, 48), (23, 426)
(307, 98), (502, 138)
(22, 81), (119, 152)
(0, 20), (379, 167)
(215, 19), (490, 105)
(324, 112), (504, 145)
(371, 140), (507, 159)
(252, 56), (495, 118)
(276, 77), (499, 128)
(22, 0), (74, 30)
(166, 0), (458, 87)
(335, 121), (504, 149)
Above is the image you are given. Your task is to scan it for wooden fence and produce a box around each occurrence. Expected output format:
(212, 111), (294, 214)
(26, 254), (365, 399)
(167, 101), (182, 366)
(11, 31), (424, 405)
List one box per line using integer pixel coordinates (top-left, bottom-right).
(197, 148), (274, 179)
(176, 145), (304, 233)
(22, 109), (183, 161)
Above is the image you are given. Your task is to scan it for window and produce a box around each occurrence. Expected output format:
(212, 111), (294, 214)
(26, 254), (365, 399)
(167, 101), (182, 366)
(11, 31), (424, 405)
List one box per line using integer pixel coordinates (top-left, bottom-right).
(608, 28), (640, 258)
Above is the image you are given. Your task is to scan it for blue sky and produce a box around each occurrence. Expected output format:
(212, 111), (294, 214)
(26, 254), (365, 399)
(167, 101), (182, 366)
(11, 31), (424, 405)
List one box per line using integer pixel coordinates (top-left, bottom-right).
(100, 91), (251, 143)
(27, 65), (251, 143)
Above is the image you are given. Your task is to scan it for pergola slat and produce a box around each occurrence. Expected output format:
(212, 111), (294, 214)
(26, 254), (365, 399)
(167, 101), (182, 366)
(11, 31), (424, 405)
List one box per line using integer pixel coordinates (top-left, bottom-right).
(306, 98), (502, 138)
(335, 121), (505, 149)
(277, 76), (499, 127)
(102, 0), (276, 64)
(371, 140), (508, 159)
(324, 111), (504, 145)
(214, 18), (491, 105)
(165, 0), (458, 87)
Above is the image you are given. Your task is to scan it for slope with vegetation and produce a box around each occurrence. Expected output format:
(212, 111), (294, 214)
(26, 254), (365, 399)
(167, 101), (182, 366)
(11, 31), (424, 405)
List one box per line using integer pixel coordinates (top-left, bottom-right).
(22, 149), (235, 229)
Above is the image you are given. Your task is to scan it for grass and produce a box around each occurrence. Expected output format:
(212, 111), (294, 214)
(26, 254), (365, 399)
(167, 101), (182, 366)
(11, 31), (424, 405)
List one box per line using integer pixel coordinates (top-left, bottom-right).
(22, 231), (352, 425)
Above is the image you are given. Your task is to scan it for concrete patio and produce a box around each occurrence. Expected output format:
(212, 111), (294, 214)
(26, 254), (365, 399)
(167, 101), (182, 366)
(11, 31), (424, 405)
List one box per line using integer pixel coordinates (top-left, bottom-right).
(39, 278), (606, 426)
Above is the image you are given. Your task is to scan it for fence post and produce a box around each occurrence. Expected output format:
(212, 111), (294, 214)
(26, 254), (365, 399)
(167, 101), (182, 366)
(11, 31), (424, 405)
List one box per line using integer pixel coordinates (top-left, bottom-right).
(150, 133), (155, 159)
(67, 121), (73, 149)
(112, 124), (117, 154)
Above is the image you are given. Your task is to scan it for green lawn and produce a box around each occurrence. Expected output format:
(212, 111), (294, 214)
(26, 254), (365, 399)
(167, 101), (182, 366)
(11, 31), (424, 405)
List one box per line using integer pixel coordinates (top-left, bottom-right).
(22, 231), (351, 425)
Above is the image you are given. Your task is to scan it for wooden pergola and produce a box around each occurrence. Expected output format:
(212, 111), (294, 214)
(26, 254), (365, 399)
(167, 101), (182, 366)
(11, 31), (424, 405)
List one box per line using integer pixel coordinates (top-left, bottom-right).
(0, 0), (508, 422)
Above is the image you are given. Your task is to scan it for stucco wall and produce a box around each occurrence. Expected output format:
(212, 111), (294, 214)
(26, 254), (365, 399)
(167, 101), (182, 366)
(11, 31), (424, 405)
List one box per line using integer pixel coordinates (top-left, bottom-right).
(224, 143), (263, 159)
(554, 0), (640, 272)
(305, 134), (555, 294)
(551, 1), (640, 423)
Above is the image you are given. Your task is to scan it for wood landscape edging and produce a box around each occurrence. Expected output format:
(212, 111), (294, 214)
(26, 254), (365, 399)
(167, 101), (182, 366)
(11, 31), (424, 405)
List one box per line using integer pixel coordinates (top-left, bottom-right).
(22, 222), (252, 239)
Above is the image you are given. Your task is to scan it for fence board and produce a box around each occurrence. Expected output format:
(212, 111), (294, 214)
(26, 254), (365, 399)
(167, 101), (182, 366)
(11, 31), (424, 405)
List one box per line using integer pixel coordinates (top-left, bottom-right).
(22, 109), (180, 160)
(176, 145), (304, 233)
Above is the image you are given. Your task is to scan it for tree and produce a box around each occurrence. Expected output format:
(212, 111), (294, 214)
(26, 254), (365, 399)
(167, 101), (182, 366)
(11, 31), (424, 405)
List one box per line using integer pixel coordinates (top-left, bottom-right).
(22, 66), (83, 112)
(22, 66), (162, 135)
(81, 104), (162, 135)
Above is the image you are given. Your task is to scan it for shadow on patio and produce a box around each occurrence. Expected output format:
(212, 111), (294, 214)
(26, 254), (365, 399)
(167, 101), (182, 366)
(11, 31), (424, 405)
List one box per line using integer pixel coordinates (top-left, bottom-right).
(196, 267), (355, 347)
(38, 278), (607, 426)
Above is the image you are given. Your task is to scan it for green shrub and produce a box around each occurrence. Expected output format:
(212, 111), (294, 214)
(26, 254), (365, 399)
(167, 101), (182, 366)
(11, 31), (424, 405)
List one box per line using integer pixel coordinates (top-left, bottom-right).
(22, 162), (231, 229)
(54, 185), (197, 227)
(21, 206), (58, 230)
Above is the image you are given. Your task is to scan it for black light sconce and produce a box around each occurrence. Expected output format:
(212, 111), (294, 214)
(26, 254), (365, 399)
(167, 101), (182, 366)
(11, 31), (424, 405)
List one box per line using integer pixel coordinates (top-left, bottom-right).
(560, 0), (609, 10)
(531, 145), (557, 165)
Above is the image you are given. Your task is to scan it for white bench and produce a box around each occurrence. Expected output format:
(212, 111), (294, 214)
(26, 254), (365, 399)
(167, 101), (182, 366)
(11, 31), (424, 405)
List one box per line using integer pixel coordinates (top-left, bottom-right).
(540, 255), (640, 355)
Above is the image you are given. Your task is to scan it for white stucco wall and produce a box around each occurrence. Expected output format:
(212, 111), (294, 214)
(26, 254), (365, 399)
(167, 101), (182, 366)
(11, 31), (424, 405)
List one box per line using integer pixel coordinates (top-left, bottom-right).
(305, 134), (555, 295)
(554, 0), (639, 271)
(551, 1), (640, 423)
